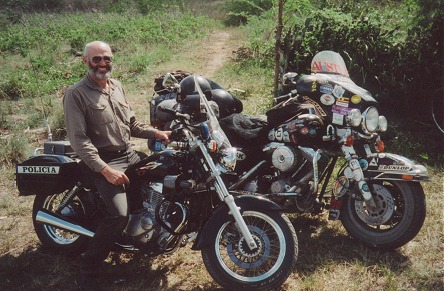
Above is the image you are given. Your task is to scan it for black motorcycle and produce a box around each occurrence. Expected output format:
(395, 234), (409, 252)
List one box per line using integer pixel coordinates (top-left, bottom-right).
(150, 51), (429, 250)
(15, 74), (298, 290)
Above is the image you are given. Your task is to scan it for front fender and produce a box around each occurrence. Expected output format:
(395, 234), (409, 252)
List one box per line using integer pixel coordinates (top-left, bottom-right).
(364, 153), (429, 182)
(192, 195), (283, 250)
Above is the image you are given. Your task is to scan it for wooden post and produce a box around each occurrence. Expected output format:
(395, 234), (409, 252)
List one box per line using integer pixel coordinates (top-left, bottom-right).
(274, 0), (284, 97)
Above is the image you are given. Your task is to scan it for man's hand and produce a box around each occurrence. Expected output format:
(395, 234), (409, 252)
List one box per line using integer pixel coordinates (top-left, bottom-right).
(100, 165), (130, 185)
(155, 130), (172, 145)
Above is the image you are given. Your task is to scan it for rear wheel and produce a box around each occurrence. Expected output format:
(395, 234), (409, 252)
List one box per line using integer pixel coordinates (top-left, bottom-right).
(340, 181), (426, 250)
(202, 210), (297, 290)
(32, 191), (94, 253)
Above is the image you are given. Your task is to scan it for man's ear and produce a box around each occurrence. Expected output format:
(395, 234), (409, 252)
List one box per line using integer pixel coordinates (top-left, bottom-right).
(82, 56), (88, 65)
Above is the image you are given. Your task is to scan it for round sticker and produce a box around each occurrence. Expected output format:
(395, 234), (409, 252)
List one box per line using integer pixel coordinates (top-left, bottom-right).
(359, 159), (369, 170)
(300, 127), (309, 135)
(320, 94), (335, 106)
(351, 95), (361, 104)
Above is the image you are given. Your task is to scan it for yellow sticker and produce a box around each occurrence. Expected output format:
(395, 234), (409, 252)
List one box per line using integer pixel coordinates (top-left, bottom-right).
(351, 95), (361, 104)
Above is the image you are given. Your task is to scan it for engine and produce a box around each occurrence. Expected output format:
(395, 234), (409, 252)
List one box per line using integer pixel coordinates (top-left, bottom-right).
(124, 182), (169, 246)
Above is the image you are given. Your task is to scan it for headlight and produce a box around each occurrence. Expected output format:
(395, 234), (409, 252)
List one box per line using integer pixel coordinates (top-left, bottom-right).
(346, 109), (362, 127)
(217, 147), (237, 173)
(362, 107), (379, 133)
(378, 115), (388, 132)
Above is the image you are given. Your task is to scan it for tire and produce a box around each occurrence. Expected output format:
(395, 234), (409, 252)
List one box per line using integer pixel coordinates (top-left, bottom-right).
(201, 210), (297, 290)
(32, 191), (94, 254)
(340, 181), (426, 250)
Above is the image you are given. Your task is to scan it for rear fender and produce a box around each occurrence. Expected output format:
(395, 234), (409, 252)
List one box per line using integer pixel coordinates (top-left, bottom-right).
(364, 153), (429, 182)
(192, 195), (283, 250)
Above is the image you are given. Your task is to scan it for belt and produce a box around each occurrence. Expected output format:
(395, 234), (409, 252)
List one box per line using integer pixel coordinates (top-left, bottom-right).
(98, 149), (130, 160)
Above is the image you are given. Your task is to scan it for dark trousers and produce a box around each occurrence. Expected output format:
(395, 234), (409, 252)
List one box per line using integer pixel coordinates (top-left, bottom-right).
(81, 150), (143, 273)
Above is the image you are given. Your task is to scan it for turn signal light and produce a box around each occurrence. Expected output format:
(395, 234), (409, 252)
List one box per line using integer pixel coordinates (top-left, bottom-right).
(208, 140), (217, 152)
(376, 140), (385, 152)
(402, 174), (414, 181)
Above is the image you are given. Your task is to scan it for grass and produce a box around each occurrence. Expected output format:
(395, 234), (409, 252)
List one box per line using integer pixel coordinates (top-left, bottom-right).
(0, 3), (443, 291)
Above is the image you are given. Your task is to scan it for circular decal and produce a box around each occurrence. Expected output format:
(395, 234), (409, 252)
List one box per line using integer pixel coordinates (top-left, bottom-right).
(332, 85), (345, 98)
(351, 95), (361, 104)
(300, 127), (309, 135)
(320, 94), (335, 106)
(268, 129), (275, 141)
(359, 159), (369, 170)
(283, 131), (290, 142)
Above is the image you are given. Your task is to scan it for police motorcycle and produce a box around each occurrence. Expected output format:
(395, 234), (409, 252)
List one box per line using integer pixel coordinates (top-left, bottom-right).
(151, 51), (429, 250)
(15, 74), (298, 290)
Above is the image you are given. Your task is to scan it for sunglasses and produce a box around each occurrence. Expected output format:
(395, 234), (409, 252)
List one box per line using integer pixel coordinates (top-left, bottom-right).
(91, 56), (113, 64)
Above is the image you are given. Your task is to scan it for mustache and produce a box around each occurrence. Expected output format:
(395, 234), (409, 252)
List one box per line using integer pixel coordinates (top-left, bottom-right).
(88, 62), (112, 80)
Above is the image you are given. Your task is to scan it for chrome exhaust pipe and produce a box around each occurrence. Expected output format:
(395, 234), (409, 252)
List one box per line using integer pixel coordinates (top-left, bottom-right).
(36, 210), (95, 238)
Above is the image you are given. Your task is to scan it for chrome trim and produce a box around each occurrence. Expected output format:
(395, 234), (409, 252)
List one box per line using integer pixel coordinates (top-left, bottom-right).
(36, 210), (94, 238)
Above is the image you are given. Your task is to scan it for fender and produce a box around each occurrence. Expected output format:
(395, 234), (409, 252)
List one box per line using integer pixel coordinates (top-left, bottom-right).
(363, 152), (429, 182)
(192, 195), (283, 250)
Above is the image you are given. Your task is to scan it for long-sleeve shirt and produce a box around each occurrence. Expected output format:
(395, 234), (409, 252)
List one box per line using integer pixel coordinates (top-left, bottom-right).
(63, 74), (157, 172)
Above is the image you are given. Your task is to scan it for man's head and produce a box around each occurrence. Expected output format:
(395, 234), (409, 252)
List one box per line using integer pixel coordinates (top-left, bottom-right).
(83, 41), (113, 81)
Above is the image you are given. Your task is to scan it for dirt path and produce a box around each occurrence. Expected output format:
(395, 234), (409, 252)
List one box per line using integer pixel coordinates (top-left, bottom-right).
(199, 30), (235, 78)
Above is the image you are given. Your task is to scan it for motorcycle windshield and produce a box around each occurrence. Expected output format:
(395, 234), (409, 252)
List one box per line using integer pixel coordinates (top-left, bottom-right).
(193, 75), (232, 149)
(311, 50), (349, 77)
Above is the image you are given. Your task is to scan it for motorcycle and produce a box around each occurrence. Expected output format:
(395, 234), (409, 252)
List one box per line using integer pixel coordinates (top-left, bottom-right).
(15, 74), (298, 290)
(150, 50), (429, 250)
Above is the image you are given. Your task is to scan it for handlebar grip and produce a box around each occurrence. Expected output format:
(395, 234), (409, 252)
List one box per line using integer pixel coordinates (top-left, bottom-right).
(274, 91), (298, 104)
(157, 105), (176, 115)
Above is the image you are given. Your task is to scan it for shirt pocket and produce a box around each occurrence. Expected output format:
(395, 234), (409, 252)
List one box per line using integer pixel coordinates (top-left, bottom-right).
(88, 102), (114, 125)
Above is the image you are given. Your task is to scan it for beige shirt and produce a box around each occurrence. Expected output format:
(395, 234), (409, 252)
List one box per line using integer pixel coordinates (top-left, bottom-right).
(63, 74), (157, 172)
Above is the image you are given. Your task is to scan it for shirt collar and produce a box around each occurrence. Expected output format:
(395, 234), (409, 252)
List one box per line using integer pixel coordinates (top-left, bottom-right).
(84, 74), (116, 92)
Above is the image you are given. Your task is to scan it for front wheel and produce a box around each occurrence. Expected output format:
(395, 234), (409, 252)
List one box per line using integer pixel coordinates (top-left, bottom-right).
(340, 181), (426, 250)
(202, 210), (297, 290)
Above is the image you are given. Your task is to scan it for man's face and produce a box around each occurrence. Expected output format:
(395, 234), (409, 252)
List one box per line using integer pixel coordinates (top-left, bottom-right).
(84, 46), (113, 80)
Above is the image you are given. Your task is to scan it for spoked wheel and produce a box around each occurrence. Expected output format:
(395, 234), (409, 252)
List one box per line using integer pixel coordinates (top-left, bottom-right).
(202, 210), (297, 290)
(431, 87), (444, 134)
(32, 191), (93, 253)
(340, 181), (426, 250)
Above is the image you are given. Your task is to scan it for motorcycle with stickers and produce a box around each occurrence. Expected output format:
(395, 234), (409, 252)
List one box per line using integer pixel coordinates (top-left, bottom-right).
(220, 50), (429, 250)
(16, 74), (298, 291)
(151, 51), (429, 250)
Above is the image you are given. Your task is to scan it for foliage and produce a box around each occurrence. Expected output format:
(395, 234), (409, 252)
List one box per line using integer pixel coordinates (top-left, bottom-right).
(224, 0), (273, 25)
(0, 133), (30, 167)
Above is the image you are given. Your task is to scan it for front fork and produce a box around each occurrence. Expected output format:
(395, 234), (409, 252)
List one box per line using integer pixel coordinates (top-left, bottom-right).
(191, 136), (258, 250)
(341, 144), (376, 208)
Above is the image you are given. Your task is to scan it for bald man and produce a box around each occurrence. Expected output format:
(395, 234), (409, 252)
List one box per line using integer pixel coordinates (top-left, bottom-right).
(64, 41), (171, 290)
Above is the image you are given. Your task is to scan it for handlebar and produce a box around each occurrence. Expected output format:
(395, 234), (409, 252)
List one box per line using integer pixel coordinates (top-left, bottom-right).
(157, 105), (191, 120)
(273, 90), (298, 105)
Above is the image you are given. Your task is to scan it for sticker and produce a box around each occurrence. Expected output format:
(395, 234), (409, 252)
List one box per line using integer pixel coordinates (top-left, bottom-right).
(359, 159), (369, 170)
(300, 127), (309, 135)
(331, 104), (349, 115)
(333, 176), (349, 197)
(312, 81), (317, 92)
(236, 151), (246, 161)
(353, 169), (363, 181)
(350, 159), (361, 170)
(17, 166), (60, 174)
(275, 127), (283, 141)
(301, 96), (327, 116)
(283, 131), (290, 142)
(332, 113), (344, 125)
(309, 128), (317, 136)
(351, 95), (361, 104)
(378, 165), (411, 171)
(268, 129), (275, 141)
(335, 97), (350, 107)
(378, 153), (386, 158)
(320, 94), (335, 106)
(369, 158), (378, 166)
(320, 84), (333, 94)
(344, 167), (354, 179)
(332, 85), (345, 98)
